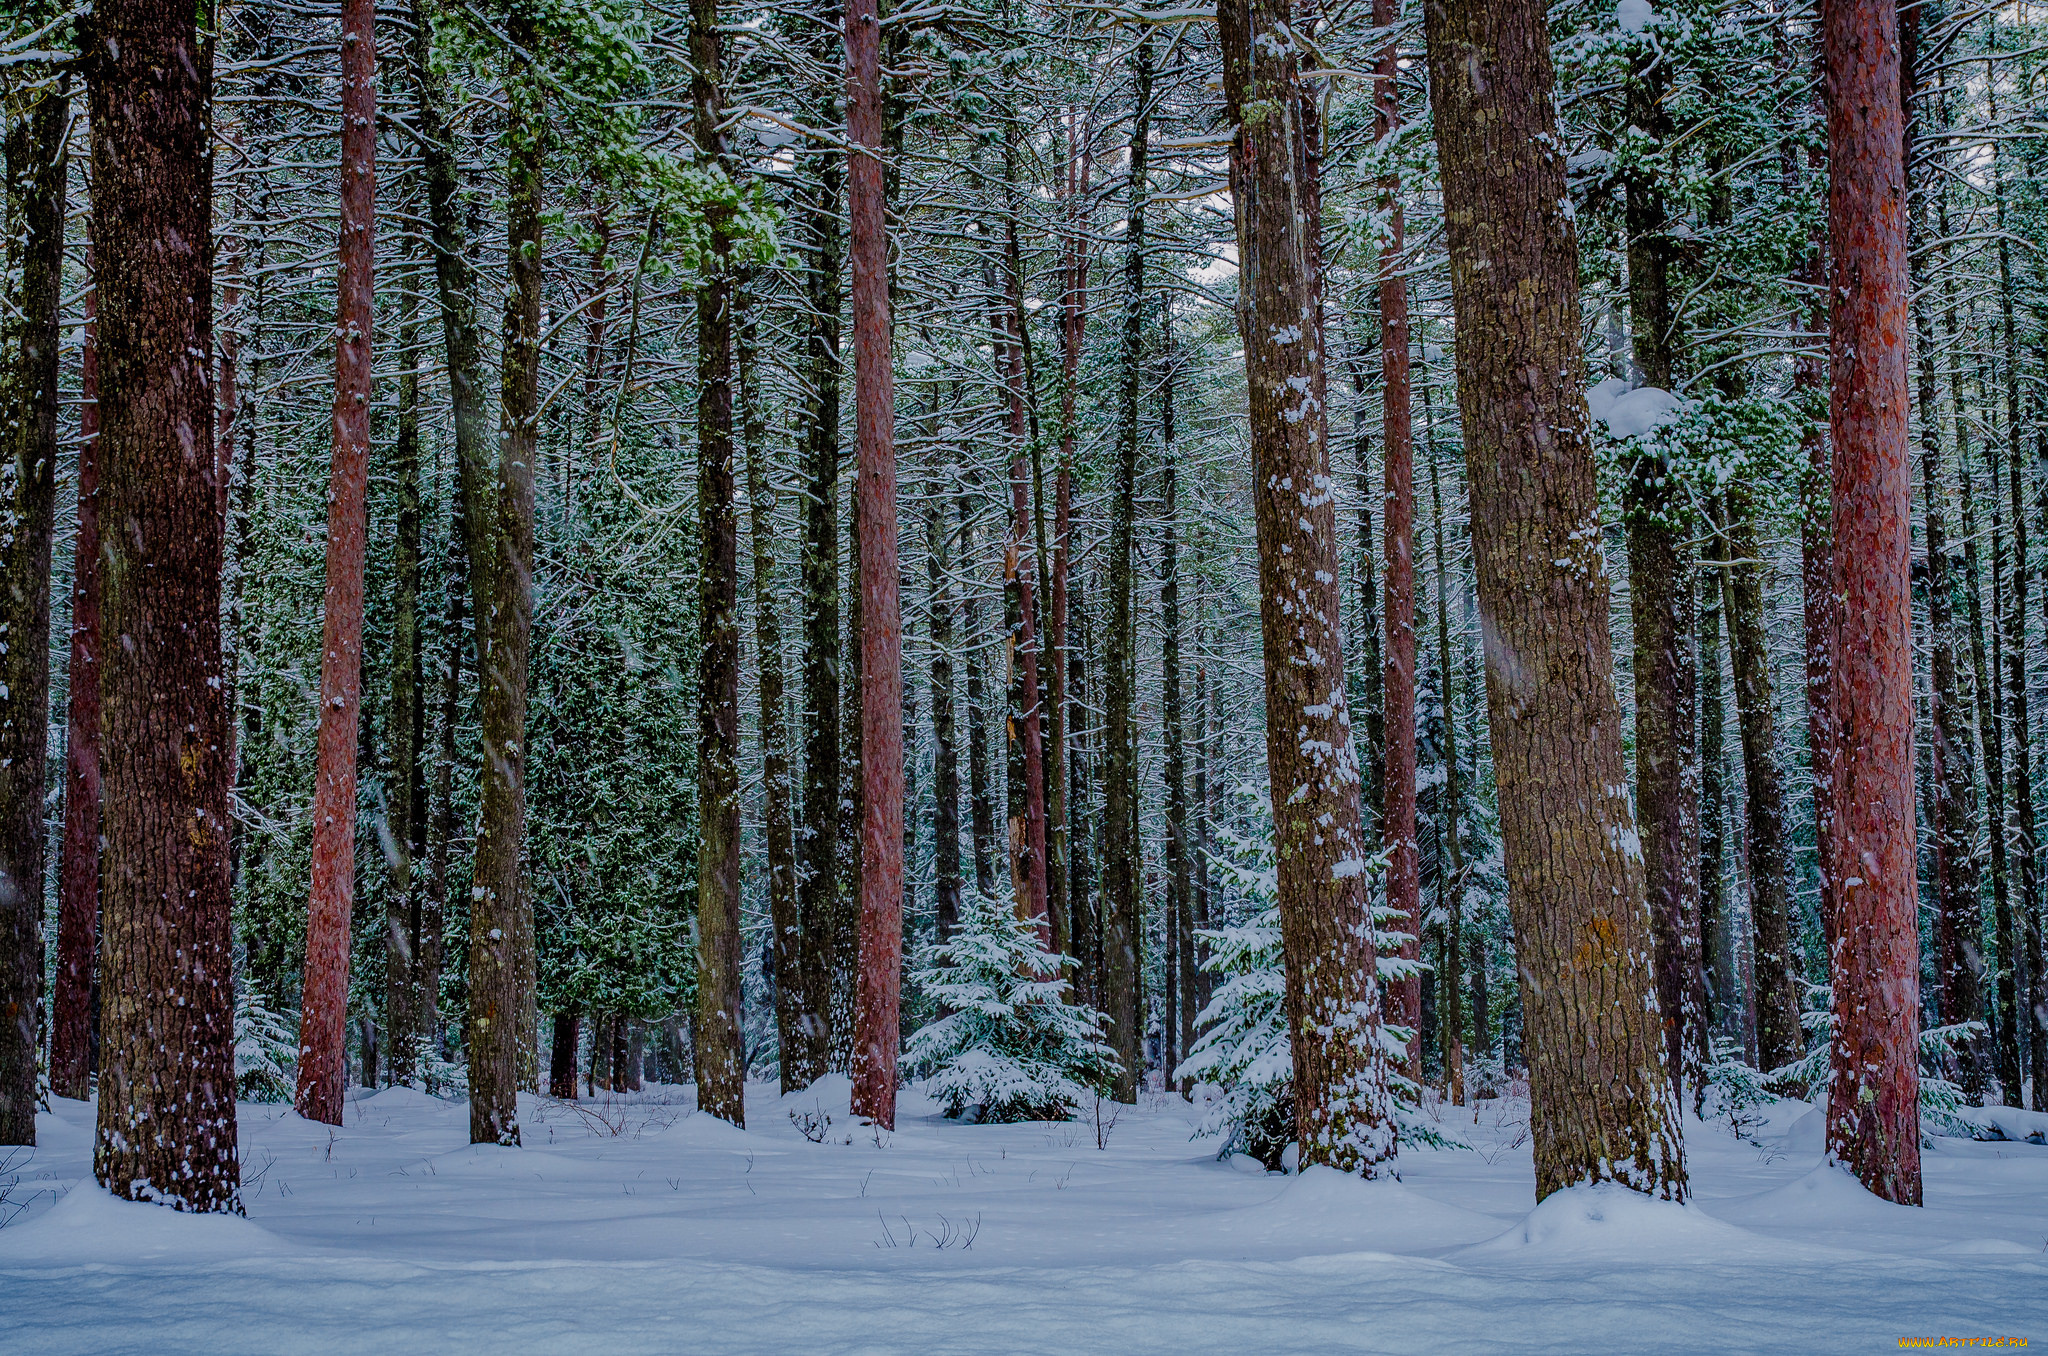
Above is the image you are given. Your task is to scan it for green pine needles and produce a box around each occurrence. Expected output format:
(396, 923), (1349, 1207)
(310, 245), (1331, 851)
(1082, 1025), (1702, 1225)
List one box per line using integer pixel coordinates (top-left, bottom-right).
(902, 893), (1116, 1124)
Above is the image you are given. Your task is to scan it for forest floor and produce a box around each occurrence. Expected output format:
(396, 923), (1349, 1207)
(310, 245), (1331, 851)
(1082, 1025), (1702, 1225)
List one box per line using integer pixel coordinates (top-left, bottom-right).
(3, 1075), (2044, 1354)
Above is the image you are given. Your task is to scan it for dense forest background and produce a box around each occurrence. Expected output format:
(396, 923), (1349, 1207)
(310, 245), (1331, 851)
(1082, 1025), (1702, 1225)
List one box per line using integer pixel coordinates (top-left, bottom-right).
(4, 0), (2045, 1190)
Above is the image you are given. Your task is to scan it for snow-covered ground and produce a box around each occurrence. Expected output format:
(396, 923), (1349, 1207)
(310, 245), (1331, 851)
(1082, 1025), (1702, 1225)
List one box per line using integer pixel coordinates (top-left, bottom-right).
(4, 1080), (2043, 1354)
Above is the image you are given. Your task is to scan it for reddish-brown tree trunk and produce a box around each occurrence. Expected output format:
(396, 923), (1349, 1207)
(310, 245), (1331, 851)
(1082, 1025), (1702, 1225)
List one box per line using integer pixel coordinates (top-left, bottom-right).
(1423, 0), (1685, 1201)
(89, 0), (241, 1207)
(1220, 0), (1394, 1174)
(297, 0), (378, 1126)
(51, 276), (101, 1103)
(1372, 0), (1421, 1073)
(1823, 0), (1920, 1205)
(848, 0), (903, 1128)
(997, 275), (1050, 945)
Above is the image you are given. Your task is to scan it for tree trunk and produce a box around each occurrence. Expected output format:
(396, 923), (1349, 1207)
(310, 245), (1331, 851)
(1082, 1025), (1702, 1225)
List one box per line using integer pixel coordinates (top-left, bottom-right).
(1822, 0), (1920, 1203)
(962, 496), (998, 899)
(51, 268), (99, 1103)
(995, 246), (1050, 946)
(741, 279), (801, 1091)
(1422, 0), (1685, 1199)
(1429, 452), (1465, 1105)
(1068, 573), (1096, 1003)
(1220, 0), (1394, 1173)
(1161, 316), (1194, 1092)
(692, 0), (745, 1127)
(1722, 490), (1801, 1071)
(468, 35), (546, 1146)
(1103, 35), (1152, 1098)
(1700, 534), (1736, 1042)
(405, 0), (492, 645)
(848, 0), (904, 1128)
(1373, 0), (1421, 1074)
(0, 71), (66, 1142)
(89, 0), (241, 1206)
(928, 465), (964, 945)
(1051, 115), (1090, 967)
(792, 133), (844, 1091)
(1620, 37), (1704, 1095)
(549, 1013), (578, 1098)
(385, 252), (424, 1091)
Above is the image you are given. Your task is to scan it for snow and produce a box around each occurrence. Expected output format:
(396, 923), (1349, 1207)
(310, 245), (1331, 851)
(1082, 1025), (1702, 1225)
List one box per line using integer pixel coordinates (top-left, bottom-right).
(1586, 376), (1684, 438)
(1616, 0), (1658, 33)
(4, 1085), (2045, 1353)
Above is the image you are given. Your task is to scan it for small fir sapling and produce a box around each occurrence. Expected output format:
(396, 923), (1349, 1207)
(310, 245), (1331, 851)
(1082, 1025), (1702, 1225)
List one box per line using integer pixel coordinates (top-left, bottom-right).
(901, 891), (1116, 1123)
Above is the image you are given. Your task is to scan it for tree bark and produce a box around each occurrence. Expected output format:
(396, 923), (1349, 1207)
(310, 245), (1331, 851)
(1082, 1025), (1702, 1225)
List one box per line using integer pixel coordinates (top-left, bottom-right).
(962, 495), (997, 900)
(1619, 35), (1704, 1095)
(385, 251), (425, 1091)
(549, 1013), (578, 1098)
(1103, 36), (1152, 1097)
(1220, 0), (1394, 1173)
(692, 0), (745, 1127)
(741, 278), (801, 1091)
(792, 128), (844, 1091)
(1422, 0), (1685, 1199)
(1161, 322), (1193, 1093)
(51, 267), (99, 1103)
(0, 69), (66, 1142)
(468, 34), (546, 1146)
(89, 0), (241, 1206)
(848, 0), (903, 1128)
(297, 0), (379, 1123)
(1822, 0), (1920, 1203)
(927, 463), (963, 945)
(1373, 0), (1421, 1074)
(1722, 490), (1801, 1071)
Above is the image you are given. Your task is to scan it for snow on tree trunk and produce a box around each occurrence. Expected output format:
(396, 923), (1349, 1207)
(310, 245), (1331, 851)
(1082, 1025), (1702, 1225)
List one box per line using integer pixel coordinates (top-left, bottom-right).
(1220, 0), (1395, 1175)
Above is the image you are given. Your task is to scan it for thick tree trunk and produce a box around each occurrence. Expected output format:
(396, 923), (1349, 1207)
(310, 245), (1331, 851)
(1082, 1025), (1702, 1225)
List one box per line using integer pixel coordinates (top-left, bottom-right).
(1422, 0), (1685, 1200)
(89, 0), (241, 1206)
(1050, 117), (1089, 968)
(692, 0), (745, 1127)
(848, 0), (903, 1128)
(51, 273), (99, 1103)
(1221, 0), (1394, 1173)
(1373, 0), (1421, 1073)
(1103, 36), (1152, 1098)
(792, 137), (844, 1091)
(1723, 491), (1801, 1071)
(1822, 0), (1920, 1203)
(385, 260), (425, 1091)
(468, 39), (546, 1146)
(0, 72), (66, 1142)
(421, 486), (464, 1069)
